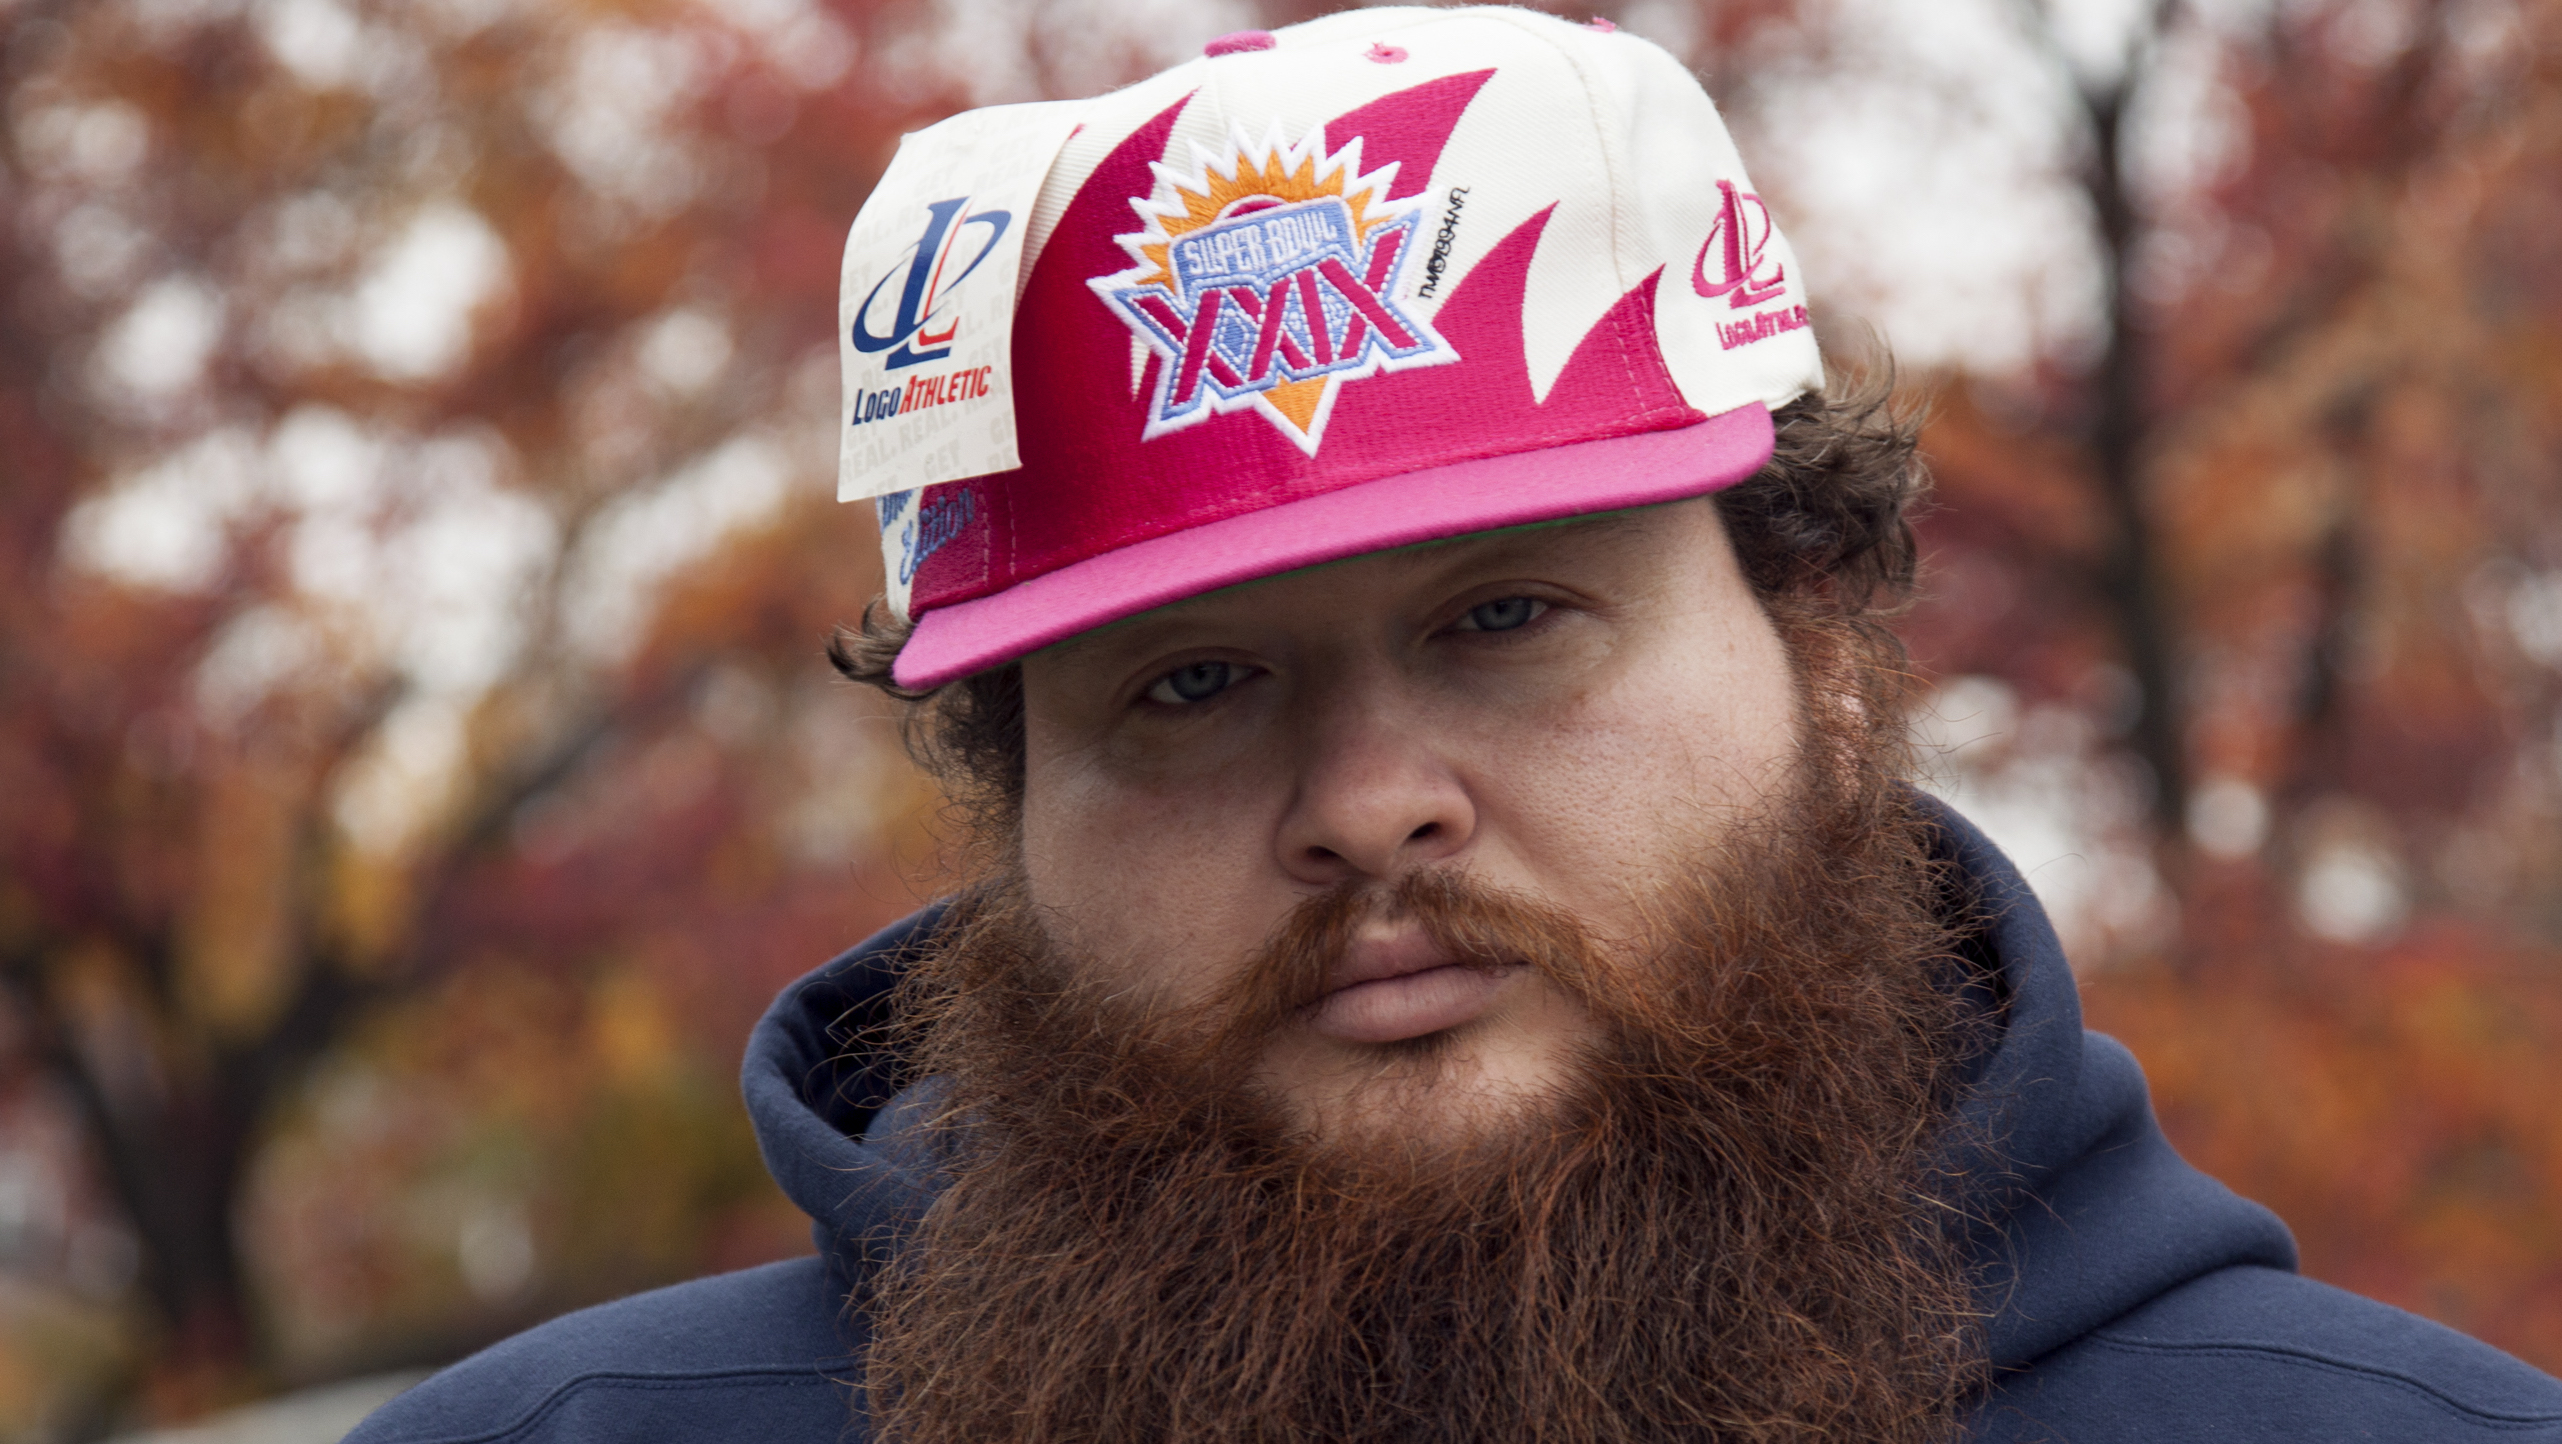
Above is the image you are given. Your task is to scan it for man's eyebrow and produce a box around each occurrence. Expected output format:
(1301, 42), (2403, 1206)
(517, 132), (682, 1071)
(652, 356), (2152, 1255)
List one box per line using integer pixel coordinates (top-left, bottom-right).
(1386, 508), (1652, 570)
(1035, 604), (1207, 672)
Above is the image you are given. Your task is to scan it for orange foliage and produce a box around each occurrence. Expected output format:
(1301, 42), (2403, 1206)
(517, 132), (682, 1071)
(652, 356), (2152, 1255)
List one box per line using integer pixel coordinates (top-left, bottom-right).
(1908, 0), (2562, 1379)
(2085, 924), (2562, 1372)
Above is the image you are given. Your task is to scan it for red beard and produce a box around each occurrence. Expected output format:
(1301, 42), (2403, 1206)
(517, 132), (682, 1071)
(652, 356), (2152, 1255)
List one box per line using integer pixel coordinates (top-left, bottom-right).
(861, 619), (1989, 1443)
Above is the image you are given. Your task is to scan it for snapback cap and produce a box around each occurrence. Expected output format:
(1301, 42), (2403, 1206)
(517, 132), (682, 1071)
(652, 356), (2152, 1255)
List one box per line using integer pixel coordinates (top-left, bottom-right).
(836, 6), (1822, 690)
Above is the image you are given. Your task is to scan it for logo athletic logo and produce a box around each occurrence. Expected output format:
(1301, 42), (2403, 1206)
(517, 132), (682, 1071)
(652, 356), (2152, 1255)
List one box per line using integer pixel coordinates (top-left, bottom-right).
(852, 197), (1013, 371)
(1091, 124), (1459, 453)
(1691, 180), (1787, 309)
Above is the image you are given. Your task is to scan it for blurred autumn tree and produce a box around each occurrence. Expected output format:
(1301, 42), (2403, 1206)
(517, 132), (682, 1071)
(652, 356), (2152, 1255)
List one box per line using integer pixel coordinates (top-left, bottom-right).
(1879, 0), (2562, 1370)
(0, 0), (1156, 1428)
(4, 0), (2561, 1435)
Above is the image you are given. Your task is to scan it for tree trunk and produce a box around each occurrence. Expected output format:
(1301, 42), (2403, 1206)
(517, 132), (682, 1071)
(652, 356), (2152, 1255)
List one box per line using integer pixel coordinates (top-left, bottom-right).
(2082, 78), (2188, 838)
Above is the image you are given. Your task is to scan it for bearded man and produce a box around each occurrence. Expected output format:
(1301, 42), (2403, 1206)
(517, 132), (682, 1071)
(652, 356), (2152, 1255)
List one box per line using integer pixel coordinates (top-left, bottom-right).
(352, 9), (2562, 1443)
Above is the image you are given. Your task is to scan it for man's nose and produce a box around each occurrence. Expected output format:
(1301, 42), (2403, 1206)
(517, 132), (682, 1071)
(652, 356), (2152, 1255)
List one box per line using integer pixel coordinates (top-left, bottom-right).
(1272, 680), (1475, 885)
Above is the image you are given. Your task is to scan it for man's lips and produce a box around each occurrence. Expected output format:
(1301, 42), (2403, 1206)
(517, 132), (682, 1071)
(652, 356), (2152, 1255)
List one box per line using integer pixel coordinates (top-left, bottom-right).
(1303, 930), (1519, 1046)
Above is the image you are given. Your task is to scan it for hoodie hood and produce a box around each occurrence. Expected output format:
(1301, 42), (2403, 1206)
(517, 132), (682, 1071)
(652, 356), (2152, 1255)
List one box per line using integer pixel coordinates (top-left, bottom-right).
(1921, 796), (2297, 1366)
(739, 794), (2297, 1372)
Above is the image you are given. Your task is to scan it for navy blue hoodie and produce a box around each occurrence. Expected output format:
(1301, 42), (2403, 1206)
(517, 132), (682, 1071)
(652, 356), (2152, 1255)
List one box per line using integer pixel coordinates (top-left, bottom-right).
(349, 800), (2562, 1442)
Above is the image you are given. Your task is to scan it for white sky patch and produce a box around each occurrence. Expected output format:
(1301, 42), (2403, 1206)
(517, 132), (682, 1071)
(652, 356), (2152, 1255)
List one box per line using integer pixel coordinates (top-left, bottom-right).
(890, 0), (1252, 108)
(273, 403), (390, 514)
(2122, 18), (2247, 206)
(195, 604), (327, 723)
(2187, 774), (2271, 858)
(389, 435), (559, 695)
(1739, 0), (2260, 366)
(52, 203), (153, 299)
(258, 0), (364, 89)
(2117, 19), (2253, 306)
(270, 406), (399, 627)
(263, 412), (556, 694)
(334, 692), (474, 853)
(253, 287), (348, 375)
(539, 24), (706, 214)
(414, 0), (520, 39)
(1745, 0), (2105, 371)
(126, 0), (251, 46)
(0, 1142), (72, 1289)
(248, 419), (555, 852)
(1617, 0), (1701, 60)
(14, 100), (151, 184)
(708, 0), (858, 89)
(2503, 569), (2562, 668)
(2329, 0), (2420, 66)
(62, 426), (265, 591)
(886, 0), (1037, 106)
(94, 275), (224, 404)
(2297, 835), (2408, 943)
(456, 1195), (537, 1303)
(638, 308), (735, 395)
(348, 203), (510, 381)
(2040, 0), (2163, 89)
(68, 407), (556, 782)
(2447, 0), (2527, 70)
(261, 189), (361, 277)
(2464, 559), (2562, 670)
(58, 391), (774, 854)
(562, 433), (793, 662)
(301, 427), (556, 852)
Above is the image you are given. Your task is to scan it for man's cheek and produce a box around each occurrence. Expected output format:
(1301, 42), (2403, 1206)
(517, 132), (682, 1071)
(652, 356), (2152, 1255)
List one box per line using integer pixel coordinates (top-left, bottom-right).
(1027, 849), (1280, 1018)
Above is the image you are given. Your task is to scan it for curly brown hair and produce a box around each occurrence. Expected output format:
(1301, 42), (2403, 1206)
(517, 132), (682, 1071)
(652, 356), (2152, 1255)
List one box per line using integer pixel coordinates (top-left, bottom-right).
(829, 367), (1928, 830)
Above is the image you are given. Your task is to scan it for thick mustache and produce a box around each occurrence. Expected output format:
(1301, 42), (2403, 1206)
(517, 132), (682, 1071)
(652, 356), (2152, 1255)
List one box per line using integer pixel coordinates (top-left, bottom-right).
(1203, 871), (1601, 1054)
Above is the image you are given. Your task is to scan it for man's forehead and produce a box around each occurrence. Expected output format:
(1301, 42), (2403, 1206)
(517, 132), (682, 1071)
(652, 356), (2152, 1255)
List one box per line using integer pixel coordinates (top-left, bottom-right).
(1033, 510), (1660, 665)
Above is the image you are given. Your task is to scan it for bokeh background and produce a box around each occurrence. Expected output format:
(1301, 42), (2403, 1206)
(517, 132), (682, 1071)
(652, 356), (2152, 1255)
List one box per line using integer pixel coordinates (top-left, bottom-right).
(3, 0), (2559, 1434)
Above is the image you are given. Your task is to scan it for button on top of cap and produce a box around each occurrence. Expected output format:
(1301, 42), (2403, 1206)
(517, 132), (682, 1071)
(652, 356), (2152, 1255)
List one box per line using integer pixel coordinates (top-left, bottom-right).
(1203, 30), (1276, 56)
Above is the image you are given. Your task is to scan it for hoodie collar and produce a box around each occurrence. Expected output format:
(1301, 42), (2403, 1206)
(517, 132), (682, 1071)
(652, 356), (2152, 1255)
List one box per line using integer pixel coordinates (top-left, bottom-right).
(740, 905), (946, 1290)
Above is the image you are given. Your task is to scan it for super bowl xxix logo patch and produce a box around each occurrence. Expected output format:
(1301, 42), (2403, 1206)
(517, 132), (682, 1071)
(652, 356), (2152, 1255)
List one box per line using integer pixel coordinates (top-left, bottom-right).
(1092, 124), (1460, 454)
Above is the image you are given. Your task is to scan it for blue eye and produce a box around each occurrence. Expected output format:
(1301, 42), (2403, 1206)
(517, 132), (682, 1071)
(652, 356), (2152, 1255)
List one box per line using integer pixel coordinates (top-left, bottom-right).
(1459, 597), (1544, 632)
(1146, 660), (1243, 705)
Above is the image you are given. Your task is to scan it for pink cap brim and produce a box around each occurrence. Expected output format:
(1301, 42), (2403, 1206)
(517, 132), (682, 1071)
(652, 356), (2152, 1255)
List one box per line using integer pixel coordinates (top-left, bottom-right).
(893, 403), (1775, 689)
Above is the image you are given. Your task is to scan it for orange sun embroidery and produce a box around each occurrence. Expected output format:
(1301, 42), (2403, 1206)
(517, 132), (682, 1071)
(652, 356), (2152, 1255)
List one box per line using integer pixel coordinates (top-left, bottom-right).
(1105, 124), (1429, 444)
